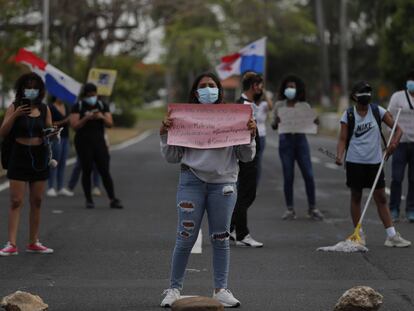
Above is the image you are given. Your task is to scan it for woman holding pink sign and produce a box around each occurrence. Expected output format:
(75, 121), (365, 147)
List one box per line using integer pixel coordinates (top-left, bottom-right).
(159, 72), (257, 308)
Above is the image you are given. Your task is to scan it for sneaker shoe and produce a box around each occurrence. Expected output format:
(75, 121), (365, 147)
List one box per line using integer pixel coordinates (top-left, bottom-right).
(213, 289), (241, 308)
(235, 234), (263, 248)
(229, 230), (236, 242)
(26, 241), (54, 254)
(46, 188), (57, 197)
(58, 188), (74, 197)
(92, 187), (102, 196)
(308, 208), (324, 221)
(282, 209), (296, 220)
(110, 198), (123, 209)
(390, 209), (400, 222)
(86, 201), (95, 209)
(384, 232), (411, 248)
(160, 288), (180, 308)
(406, 211), (414, 223)
(0, 242), (18, 256)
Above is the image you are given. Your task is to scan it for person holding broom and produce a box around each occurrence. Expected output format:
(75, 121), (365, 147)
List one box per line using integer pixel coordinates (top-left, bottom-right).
(335, 81), (411, 248)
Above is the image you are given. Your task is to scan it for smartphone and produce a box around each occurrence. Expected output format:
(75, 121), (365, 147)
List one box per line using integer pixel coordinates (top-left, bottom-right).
(16, 98), (31, 107)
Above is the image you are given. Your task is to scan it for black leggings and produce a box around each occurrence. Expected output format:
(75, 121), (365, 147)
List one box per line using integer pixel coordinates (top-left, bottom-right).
(75, 136), (115, 202)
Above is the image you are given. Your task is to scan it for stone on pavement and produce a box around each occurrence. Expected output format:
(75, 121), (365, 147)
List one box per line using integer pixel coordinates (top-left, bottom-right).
(1, 291), (48, 311)
(334, 286), (383, 311)
(172, 296), (224, 311)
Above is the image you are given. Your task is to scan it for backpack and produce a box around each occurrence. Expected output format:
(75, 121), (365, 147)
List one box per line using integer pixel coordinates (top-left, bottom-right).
(1, 103), (47, 170)
(345, 104), (386, 151)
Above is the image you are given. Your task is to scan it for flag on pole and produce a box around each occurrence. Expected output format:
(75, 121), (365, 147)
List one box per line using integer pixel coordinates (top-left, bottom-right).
(15, 48), (82, 104)
(215, 37), (266, 80)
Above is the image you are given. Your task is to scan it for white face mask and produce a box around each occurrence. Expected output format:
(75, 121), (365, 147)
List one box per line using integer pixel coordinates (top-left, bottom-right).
(197, 87), (219, 104)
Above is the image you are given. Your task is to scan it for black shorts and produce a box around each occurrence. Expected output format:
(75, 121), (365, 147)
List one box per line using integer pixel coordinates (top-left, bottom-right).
(345, 162), (385, 191)
(7, 142), (49, 182)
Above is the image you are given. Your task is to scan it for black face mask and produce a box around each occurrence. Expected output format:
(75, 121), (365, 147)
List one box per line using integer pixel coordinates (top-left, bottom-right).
(253, 91), (263, 102)
(356, 95), (371, 105)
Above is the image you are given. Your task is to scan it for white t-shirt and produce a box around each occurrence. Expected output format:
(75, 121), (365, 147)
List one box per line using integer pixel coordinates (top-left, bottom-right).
(340, 105), (387, 164)
(253, 101), (269, 137)
(387, 90), (414, 143)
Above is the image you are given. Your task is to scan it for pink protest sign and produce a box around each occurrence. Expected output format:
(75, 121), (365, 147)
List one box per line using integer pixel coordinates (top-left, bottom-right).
(167, 104), (252, 149)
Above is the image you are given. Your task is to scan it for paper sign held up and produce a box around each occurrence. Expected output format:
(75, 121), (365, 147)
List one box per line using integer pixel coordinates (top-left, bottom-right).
(167, 104), (252, 149)
(278, 106), (318, 134)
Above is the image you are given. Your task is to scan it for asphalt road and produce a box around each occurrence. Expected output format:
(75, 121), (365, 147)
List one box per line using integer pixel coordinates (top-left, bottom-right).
(0, 130), (413, 311)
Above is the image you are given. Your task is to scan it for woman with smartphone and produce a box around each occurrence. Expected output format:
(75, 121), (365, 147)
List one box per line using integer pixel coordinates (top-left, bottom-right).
(70, 83), (122, 209)
(0, 72), (54, 256)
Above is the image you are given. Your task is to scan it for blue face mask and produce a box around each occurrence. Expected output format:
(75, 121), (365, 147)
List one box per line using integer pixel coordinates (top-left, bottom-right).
(284, 87), (296, 100)
(197, 87), (219, 104)
(407, 80), (414, 93)
(84, 96), (97, 106)
(24, 88), (39, 100)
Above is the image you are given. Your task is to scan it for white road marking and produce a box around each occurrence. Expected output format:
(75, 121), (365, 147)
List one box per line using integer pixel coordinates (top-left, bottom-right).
(324, 163), (339, 170)
(191, 229), (202, 254)
(0, 130), (153, 193)
(311, 157), (321, 164)
(52, 210), (64, 214)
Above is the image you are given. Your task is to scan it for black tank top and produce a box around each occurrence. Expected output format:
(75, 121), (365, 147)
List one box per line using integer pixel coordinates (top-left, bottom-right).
(13, 104), (47, 138)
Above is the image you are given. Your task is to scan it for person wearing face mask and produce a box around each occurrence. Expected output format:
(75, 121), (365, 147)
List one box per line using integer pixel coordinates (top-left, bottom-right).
(159, 72), (256, 308)
(0, 73), (54, 256)
(272, 75), (323, 221)
(70, 83), (122, 209)
(387, 70), (414, 222)
(335, 81), (410, 248)
(229, 71), (264, 248)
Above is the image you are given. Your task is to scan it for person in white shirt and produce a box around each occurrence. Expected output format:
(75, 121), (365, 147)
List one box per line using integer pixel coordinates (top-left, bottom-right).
(336, 81), (410, 248)
(253, 92), (273, 185)
(387, 70), (414, 222)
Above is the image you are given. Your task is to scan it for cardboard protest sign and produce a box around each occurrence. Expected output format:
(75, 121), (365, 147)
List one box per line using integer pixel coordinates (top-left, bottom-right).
(87, 68), (117, 96)
(278, 106), (318, 134)
(167, 104), (252, 149)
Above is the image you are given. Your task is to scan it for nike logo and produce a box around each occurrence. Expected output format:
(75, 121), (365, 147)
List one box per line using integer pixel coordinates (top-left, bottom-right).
(354, 122), (373, 138)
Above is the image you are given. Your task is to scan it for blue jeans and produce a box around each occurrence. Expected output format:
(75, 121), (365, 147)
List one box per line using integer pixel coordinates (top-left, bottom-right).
(390, 142), (414, 212)
(278, 134), (316, 209)
(256, 136), (266, 185)
(68, 156), (101, 190)
(48, 137), (69, 190)
(170, 169), (237, 290)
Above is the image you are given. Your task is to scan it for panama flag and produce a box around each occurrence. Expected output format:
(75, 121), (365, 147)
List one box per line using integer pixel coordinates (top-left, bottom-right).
(215, 37), (266, 80)
(15, 48), (82, 104)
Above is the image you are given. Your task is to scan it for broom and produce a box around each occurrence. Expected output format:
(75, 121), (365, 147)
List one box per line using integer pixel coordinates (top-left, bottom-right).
(347, 108), (402, 244)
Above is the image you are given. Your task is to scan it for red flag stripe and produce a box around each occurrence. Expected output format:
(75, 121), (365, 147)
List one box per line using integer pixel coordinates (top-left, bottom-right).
(221, 52), (241, 63)
(14, 48), (47, 70)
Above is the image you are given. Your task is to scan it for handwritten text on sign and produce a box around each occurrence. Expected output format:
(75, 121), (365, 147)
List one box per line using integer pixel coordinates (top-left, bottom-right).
(167, 104), (252, 149)
(398, 110), (414, 140)
(278, 106), (318, 134)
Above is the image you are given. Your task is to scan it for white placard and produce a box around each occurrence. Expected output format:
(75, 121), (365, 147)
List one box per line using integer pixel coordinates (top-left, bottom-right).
(278, 106), (318, 134)
(398, 110), (414, 140)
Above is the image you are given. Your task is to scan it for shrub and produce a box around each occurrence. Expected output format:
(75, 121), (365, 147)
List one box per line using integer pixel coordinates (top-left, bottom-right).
(112, 109), (138, 128)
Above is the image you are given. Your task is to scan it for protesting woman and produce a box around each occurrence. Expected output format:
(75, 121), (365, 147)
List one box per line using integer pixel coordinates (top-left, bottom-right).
(46, 96), (72, 197)
(70, 83), (122, 209)
(160, 72), (256, 308)
(272, 75), (323, 221)
(0, 72), (54, 256)
(336, 81), (411, 247)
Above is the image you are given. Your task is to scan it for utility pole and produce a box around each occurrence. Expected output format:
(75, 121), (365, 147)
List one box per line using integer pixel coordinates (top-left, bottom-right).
(42, 0), (50, 61)
(315, 0), (331, 107)
(339, 0), (349, 111)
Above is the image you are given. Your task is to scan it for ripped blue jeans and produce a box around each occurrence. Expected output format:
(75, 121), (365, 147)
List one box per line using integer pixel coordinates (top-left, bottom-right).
(170, 169), (237, 290)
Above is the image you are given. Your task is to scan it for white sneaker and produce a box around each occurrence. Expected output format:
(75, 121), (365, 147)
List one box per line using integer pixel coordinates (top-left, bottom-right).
(58, 188), (74, 197)
(235, 234), (263, 248)
(384, 232), (411, 248)
(46, 188), (57, 197)
(92, 187), (102, 196)
(160, 288), (180, 308)
(213, 289), (241, 308)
